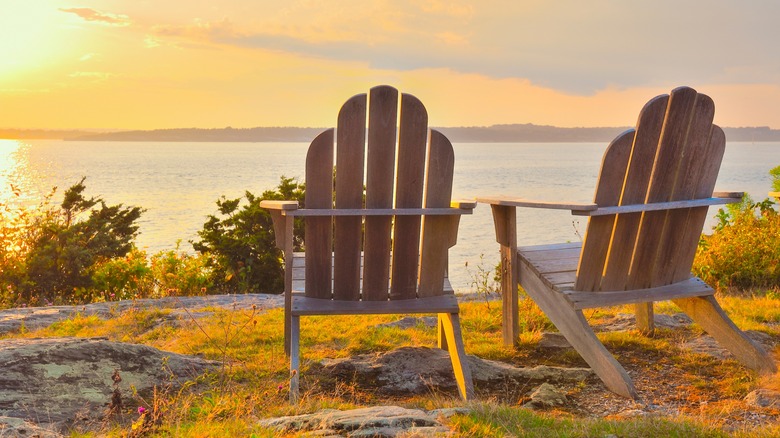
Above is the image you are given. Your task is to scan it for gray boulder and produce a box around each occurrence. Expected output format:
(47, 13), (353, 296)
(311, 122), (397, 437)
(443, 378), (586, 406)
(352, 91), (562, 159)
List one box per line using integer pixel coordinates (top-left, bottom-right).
(523, 383), (568, 408)
(316, 346), (592, 396)
(0, 337), (215, 433)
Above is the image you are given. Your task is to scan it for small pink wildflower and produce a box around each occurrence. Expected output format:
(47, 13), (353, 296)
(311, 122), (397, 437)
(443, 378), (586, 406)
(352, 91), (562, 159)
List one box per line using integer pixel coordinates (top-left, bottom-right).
(138, 406), (147, 415)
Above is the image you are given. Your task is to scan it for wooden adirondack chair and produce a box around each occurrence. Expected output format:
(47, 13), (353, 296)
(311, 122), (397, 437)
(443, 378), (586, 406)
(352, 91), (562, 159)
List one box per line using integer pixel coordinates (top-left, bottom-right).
(478, 86), (776, 399)
(260, 85), (475, 402)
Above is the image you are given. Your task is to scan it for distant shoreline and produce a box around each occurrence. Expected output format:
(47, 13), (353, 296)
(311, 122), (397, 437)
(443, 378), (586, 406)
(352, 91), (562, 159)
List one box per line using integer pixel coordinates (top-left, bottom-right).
(3, 124), (780, 143)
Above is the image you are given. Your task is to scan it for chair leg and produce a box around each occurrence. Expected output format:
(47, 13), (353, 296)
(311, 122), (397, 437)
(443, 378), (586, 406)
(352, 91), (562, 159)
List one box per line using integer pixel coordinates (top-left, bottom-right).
(673, 295), (776, 374)
(284, 292), (292, 356)
(289, 314), (301, 403)
(518, 262), (639, 399)
(635, 302), (655, 336)
(438, 312), (475, 401)
(437, 315), (449, 351)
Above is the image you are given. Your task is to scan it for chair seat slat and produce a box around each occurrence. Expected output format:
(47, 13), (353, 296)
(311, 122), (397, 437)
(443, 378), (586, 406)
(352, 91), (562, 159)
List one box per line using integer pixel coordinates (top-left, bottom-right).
(292, 293), (459, 316)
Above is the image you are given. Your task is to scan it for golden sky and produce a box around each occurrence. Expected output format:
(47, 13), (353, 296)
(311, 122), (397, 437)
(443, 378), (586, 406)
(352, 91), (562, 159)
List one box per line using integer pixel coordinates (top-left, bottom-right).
(2, 1), (780, 130)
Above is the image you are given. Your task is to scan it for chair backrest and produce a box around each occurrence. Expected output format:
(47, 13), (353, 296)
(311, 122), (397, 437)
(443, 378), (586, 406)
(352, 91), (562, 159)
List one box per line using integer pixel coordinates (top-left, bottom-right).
(302, 85), (456, 301)
(576, 86), (726, 292)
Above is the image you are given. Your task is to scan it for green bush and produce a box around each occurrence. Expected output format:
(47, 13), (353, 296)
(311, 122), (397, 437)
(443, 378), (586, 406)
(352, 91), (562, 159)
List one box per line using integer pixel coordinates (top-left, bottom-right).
(1, 175), (306, 309)
(149, 243), (212, 296)
(89, 244), (213, 301)
(771, 165), (780, 192)
(88, 247), (154, 302)
(0, 179), (144, 306)
(693, 195), (780, 292)
(192, 176), (305, 294)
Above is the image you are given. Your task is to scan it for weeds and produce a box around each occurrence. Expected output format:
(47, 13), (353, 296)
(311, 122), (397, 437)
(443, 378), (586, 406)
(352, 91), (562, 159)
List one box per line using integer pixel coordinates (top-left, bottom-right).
(465, 253), (501, 306)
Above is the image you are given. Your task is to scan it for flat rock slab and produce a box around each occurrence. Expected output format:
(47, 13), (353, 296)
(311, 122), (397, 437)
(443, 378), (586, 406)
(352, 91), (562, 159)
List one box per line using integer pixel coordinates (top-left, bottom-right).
(0, 293), (283, 334)
(258, 405), (468, 437)
(0, 337), (216, 433)
(682, 330), (775, 360)
(745, 389), (780, 408)
(0, 416), (64, 438)
(315, 346), (592, 396)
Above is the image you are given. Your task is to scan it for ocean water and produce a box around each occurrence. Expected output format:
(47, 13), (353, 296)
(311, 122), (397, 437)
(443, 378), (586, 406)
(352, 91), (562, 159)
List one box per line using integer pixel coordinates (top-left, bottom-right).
(1, 139), (779, 291)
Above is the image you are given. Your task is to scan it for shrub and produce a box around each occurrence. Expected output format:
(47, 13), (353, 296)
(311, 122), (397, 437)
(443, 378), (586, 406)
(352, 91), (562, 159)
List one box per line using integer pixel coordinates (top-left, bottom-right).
(192, 176), (305, 294)
(771, 165), (780, 192)
(88, 247), (154, 302)
(693, 195), (780, 292)
(0, 178), (144, 306)
(149, 243), (212, 296)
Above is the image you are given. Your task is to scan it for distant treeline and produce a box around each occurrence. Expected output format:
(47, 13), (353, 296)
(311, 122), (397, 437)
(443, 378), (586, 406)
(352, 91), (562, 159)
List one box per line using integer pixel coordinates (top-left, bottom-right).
(437, 124), (629, 143)
(66, 127), (325, 142)
(0, 129), (98, 140)
(4, 124), (780, 143)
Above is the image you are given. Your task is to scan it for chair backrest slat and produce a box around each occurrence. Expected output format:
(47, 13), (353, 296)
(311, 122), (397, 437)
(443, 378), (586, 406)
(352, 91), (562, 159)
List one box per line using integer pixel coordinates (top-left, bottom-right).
(670, 123), (725, 283)
(363, 86), (399, 300)
(391, 93), (429, 300)
(333, 93), (366, 300)
(577, 86), (725, 292)
(418, 130), (455, 297)
(574, 130), (634, 291)
(304, 129), (335, 299)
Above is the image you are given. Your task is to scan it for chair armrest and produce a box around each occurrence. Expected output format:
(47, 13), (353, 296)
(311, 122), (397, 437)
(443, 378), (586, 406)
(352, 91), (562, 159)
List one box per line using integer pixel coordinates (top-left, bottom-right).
(452, 199), (477, 210)
(259, 200), (298, 251)
(574, 193), (744, 217)
(284, 207), (474, 217)
(259, 200), (299, 211)
(476, 195), (597, 212)
(479, 192), (743, 217)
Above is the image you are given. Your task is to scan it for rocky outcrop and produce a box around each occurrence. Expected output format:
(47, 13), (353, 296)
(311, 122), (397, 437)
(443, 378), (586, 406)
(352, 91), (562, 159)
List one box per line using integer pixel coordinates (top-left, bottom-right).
(0, 337), (216, 433)
(258, 405), (469, 437)
(315, 346), (592, 396)
(0, 293), (283, 335)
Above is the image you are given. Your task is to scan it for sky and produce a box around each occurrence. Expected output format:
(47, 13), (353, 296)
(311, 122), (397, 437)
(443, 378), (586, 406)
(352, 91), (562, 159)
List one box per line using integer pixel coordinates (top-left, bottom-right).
(2, 0), (780, 130)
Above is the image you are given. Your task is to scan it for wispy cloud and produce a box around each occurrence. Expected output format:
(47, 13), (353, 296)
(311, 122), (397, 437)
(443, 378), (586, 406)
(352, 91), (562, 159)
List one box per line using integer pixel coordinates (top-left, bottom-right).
(69, 71), (113, 81)
(144, 36), (162, 48)
(59, 8), (131, 26)
(142, 1), (780, 95)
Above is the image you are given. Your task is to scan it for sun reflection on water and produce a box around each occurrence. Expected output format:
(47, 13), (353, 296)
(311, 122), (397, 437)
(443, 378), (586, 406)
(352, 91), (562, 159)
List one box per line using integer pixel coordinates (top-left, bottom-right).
(0, 140), (21, 201)
(0, 139), (38, 211)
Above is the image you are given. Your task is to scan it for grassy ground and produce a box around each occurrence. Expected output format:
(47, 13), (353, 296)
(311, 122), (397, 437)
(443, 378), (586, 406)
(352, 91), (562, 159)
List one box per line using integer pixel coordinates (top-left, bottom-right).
(5, 293), (780, 437)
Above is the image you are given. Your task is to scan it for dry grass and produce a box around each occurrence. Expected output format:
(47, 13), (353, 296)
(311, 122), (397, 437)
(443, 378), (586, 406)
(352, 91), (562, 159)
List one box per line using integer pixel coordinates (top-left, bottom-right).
(6, 294), (780, 436)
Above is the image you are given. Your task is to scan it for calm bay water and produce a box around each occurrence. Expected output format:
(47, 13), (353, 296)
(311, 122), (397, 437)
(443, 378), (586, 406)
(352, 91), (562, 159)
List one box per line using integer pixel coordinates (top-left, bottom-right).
(1, 139), (779, 292)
